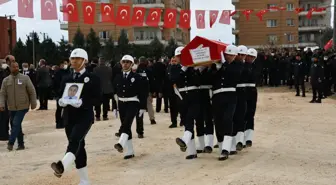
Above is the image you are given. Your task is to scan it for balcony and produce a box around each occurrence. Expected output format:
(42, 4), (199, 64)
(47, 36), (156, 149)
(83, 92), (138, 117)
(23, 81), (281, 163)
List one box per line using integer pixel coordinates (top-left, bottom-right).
(298, 10), (326, 16)
(298, 42), (318, 47)
(298, 24), (327, 32)
(232, 14), (239, 20)
(60, 22), (68, 30)
(232, 29), (239, 35)
(132, 0), (165, 8)
(130, 39), (168, 45)
(232, 0), (239, 4)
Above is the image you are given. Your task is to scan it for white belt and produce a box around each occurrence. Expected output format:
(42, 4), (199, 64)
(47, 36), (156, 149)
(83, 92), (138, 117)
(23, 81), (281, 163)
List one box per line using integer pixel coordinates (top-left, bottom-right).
(245, 83), (256, 87)
(118, 96), (139, 102)
(178, 86), (198, 92)
(213, 87), (236, 95)
(237, 84), (246, 88)
(139, 73), (147, 77)
(237, 83), (256, 87)
(199, 85), (212, 89)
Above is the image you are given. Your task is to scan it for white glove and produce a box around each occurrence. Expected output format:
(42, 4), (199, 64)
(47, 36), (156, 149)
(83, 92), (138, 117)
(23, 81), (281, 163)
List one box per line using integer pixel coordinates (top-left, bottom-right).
(139, 109), (145, 117)
(215, 63), (222, 70)
(58, 98), (67, 107)
(70, 99), (82, 108)
(181, 66), (188, 72)
(195, 66), (205, 72)
(113, 109), (118, 118)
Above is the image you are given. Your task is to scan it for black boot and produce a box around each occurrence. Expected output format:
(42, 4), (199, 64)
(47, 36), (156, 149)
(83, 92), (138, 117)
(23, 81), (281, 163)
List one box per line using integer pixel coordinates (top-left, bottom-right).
(218, 150), (229, 161)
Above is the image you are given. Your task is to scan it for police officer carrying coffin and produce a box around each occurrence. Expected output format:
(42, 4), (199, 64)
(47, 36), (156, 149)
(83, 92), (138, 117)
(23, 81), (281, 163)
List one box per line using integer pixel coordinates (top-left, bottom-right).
(309, 54), (324, 103)
(113, 55), (147, 159)
(172, 46), (201, 160)
(244, 48), (258, 147)
(51, 48), (101, 185)
(211, 45), (239, 161)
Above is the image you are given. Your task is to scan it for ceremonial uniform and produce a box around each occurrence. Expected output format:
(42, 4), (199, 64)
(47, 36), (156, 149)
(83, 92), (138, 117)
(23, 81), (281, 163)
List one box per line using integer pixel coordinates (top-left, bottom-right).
(293, 56), (306, 97)
(310, 57), (324, 103)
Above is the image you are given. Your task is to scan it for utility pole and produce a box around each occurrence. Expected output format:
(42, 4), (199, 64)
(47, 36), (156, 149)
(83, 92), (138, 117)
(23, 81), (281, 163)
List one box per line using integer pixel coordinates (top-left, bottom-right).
(5, 15), (15, 54)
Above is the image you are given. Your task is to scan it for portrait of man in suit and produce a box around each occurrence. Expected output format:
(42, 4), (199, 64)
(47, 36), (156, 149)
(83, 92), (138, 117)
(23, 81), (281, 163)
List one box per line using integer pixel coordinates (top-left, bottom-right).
(62, 83), (84, 101)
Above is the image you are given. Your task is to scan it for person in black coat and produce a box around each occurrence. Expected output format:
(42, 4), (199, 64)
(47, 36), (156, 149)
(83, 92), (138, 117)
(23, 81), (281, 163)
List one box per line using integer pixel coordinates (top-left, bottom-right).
(36, 59), (52, 110)
(293, 53), (306, 97)
(309, 55), (324, 103)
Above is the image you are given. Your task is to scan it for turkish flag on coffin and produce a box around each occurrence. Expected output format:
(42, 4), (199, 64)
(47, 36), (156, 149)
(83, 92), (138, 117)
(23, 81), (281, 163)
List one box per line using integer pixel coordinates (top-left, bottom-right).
(41, 0), (58, 20)
(18, 0), (34, 18)
(146, 8), (161, 27)
(82, 2), (95, 24)
(62, 0), (79, 22)
(131, 7), (146, 26)
(195, 10), (205, 29)
(163, 8), (177, 28)
(179, 9), (190, 29)
(180, 36), (228, 67)
(116, 5), (131, 26)
(101, 3), (114, 23)
(209, 10), (219, 28)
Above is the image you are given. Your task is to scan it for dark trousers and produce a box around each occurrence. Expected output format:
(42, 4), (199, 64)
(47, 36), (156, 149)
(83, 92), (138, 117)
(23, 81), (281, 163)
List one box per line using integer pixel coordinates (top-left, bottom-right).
(55, 99), (64, 128)
(111, 96), (118, 110)
(312, 85), (323, 100)
(95, 93), (111, 118)
(135, 113), (144, 135)
(294, 77), (305, 95)
(263, 70), (268, 85)
(196, 90), (213, 136)
(8, 109), (28, 146)
(0, 105), (10, 140)
(38, 86), (49, 109)
(156, 96), (169, 112)
(212, 93), (237, 142)
(168, 94), (179, 125)
(233, 90), (247, 136)
(118, 101), (138, 140)
(178, 98), (200, 140)
(245, 88), (257, 131)
(65, 118), (92, 169)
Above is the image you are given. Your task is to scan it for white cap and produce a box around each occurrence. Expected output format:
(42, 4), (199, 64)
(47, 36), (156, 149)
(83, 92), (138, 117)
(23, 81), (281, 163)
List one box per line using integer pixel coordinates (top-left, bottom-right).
(247, 48), (258, 57)
(224, 45), (238, 55)
(237, 45), (248, 55)
(175, 46), (184, 56)
(121, 55), (134, 63)
(70, 48), (88, 61)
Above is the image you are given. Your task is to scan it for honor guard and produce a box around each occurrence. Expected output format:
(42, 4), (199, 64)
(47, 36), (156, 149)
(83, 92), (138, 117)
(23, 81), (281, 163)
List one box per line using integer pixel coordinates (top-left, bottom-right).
(232, 45), (248, 154)
(113, 55), (147, 159)
(171, 46), (201, 160)
(309, 54), (324, 103)
(244, 48), (258, 147)
(51, 48), (101, 185)
(211, 45), (239, 160)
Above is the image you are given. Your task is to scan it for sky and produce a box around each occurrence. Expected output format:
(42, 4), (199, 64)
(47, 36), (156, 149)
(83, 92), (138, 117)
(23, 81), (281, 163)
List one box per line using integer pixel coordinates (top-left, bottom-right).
(0, 0), (235, 44)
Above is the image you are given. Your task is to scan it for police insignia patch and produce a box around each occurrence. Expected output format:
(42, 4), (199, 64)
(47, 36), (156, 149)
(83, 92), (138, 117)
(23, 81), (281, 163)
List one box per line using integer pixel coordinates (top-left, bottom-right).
(84, 77), (90, 83)
(131, 78), (135, 83)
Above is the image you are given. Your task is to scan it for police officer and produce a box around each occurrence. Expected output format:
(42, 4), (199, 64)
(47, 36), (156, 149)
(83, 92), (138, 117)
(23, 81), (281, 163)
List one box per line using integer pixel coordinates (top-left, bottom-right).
(309, 54), (324, 103)
(231, 45), (248, 155)
(51, 48), (101, 185)
(172, 46), (201, 160)
(113, 55), (147, 159)
(244, 48), (258, 147)
(211, 45), (239, 160)
(293, 53), (306, 97)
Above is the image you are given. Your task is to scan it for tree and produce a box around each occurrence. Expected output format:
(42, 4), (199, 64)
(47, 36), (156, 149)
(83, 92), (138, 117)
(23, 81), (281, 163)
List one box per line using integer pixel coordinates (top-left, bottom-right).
(117, 29), (130, 59)
(85, 28), (101, 60)
(12, 38), (27, 65)
(318, 27), (332, 48)
(149, 36), (164, 60)
(73, 27), (85, 48)
(165, 38), (178, 59)
(102, 37), (115, 62)
(40, 37), (58, 65)
(58, 38), (72, 61)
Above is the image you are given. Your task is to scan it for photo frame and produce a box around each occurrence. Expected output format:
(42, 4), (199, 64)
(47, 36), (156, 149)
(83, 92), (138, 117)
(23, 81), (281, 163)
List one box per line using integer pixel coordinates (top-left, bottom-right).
(62, 83), (84, 104)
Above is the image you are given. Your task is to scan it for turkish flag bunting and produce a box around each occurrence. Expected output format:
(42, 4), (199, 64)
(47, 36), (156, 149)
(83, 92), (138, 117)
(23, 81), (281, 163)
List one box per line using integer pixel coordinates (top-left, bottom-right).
(295, 7), (304, 14)
(179, 9), (190, 29)
(256, 9), (268, 21)
(163, 8), (177, 28)
(82, 2), (95, 24)
(146, 8), (161, 27)
(131, 7), (146, 26)
(209, 10), (219, 28)
(18, 0), (34, 18)
(243, 9), (253, 21)
(316, 7), (326, 12)
(230, 10), (237, 16)
(41, 0), (57, 20)
(116, 5), (131, 26)
(278, 6), (286, 10)
(195, 10), (205, 29)
(306, 8), (315, 19)
(62, 0), (79, 22)
(101, 3), (114, 22)
(218, 10), (231, 25)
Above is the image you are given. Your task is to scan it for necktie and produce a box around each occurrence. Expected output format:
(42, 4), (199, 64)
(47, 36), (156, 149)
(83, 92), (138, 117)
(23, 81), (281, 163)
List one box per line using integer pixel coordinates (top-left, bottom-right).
(74, 72), (80, 80)
(124, 73), (127, 79)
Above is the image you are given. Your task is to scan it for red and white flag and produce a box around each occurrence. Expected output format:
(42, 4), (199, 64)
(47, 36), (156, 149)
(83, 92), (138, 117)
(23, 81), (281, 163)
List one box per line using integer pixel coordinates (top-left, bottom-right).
(324, 39), (333, 50)
(164, 8), (177, 28)
(0, 0), (10, 5)
(179, 9), (190, 29)
(116, 5), (131, 26)
(62, 0), (79, 22)
(146, 8), (161, 27)
(41, 0), (57, 20)
(82, 2), (95, 24)
(209, 10), (219, 28)
(195, 10), (205, 29)
(18, 0), (34, 18)
(218, 10), (231, 25)
(101, 3), (114, 23)
(131, 7), (146, 26)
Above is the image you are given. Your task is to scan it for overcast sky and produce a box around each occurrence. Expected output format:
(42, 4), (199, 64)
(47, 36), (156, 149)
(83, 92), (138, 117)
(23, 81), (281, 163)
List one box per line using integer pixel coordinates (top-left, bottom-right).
(0, 0), (235, 44)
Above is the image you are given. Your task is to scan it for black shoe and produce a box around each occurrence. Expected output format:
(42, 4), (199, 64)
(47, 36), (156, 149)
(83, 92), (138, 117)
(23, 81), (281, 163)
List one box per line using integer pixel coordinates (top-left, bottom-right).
(96, 117), (101, 121)
(169, 124), (177, 128)
(150, 120), (156, 125)
(179, 122), (184, 127)
(175, 138), (187, 152)
(316, 99), (321, 103)
(204, 146), (213, 153)
(114, 143), (123, 153)
(214, 144), (219, 148)
(229, 151), (237, 155)
(236, 142), (243, 151)
(51, 161), (64, 178)
(246, 140), (252, 147)
(295, 94), (300, 96)
(115, 132), (120, 137)
(186, 154), (197, 160)
(16, 145), (25, 150)
(218, 150), (229, 161)
(138, 134), (144, 139)
(309, 100), (316, 103)
(302, 94), (306, 97)
(124, 154), (135, 160)
(164, 109), (169, 113)
(7, 143), (13, 151)
(103, 117), (109, 121)
(196, 149), (204, 153)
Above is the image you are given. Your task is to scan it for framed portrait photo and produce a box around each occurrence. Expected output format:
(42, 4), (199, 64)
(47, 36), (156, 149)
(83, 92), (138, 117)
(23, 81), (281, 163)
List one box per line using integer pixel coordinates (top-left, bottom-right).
(62, 83), (84, 104)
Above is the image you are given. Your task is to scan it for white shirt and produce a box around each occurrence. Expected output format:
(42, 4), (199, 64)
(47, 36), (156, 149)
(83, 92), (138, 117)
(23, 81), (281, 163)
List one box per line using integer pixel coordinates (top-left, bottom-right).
(73, 68), (86, 78)
(123, 71), (130, 78)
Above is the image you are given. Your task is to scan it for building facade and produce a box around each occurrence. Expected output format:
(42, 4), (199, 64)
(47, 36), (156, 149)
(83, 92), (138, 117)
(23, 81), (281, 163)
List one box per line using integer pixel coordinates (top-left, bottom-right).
(232, 0), (331, 48)
(61, 0), (190, 46)
(0, 16), (17, 58)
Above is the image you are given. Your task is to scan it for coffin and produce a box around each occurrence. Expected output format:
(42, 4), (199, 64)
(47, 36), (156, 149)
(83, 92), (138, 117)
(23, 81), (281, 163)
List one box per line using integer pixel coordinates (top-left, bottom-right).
(180, 36), (228, 66)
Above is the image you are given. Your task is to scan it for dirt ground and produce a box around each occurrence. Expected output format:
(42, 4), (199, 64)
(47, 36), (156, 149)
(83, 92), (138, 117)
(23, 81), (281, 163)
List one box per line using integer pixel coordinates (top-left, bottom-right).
(0, 87), (336, 185)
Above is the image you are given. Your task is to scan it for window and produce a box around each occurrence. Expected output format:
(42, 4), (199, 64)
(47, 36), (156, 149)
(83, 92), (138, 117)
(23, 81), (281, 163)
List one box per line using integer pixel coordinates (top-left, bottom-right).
(99, 31), (109, 40)
(120, 0), (128, 3)
(99, 0), (110, 3)
(266, 20), (277, 27)
(309, 34), (315, 41)
(307, 19), (318, 26)
(98, 13), (102, 22)
(286, 3), (294, 11)
(268, 35), (278, 43)
(286, 33), (294, 42)
(286, 19), (294, 26)
(267, 4), (278, 12)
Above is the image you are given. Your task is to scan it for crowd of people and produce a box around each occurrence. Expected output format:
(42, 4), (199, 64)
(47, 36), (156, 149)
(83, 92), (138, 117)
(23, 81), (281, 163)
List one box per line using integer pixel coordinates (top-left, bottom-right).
(0, 45), (335, 185)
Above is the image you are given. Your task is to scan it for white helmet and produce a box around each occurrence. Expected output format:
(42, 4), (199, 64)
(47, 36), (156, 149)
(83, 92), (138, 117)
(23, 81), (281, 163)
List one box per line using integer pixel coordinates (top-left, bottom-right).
(237, 45), (248, 55)
(224, 45), (238, 55)
(247, 48), (258, 57)
(70, 48), (88, 61)
(121, 55), (134, 63)
(175, 46), (184, 56)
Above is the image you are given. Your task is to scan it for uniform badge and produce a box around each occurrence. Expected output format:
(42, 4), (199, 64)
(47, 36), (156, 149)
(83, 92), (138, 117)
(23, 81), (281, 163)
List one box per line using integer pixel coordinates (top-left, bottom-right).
(131, 78), (135, 83)
(84, 77), (90, 83)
